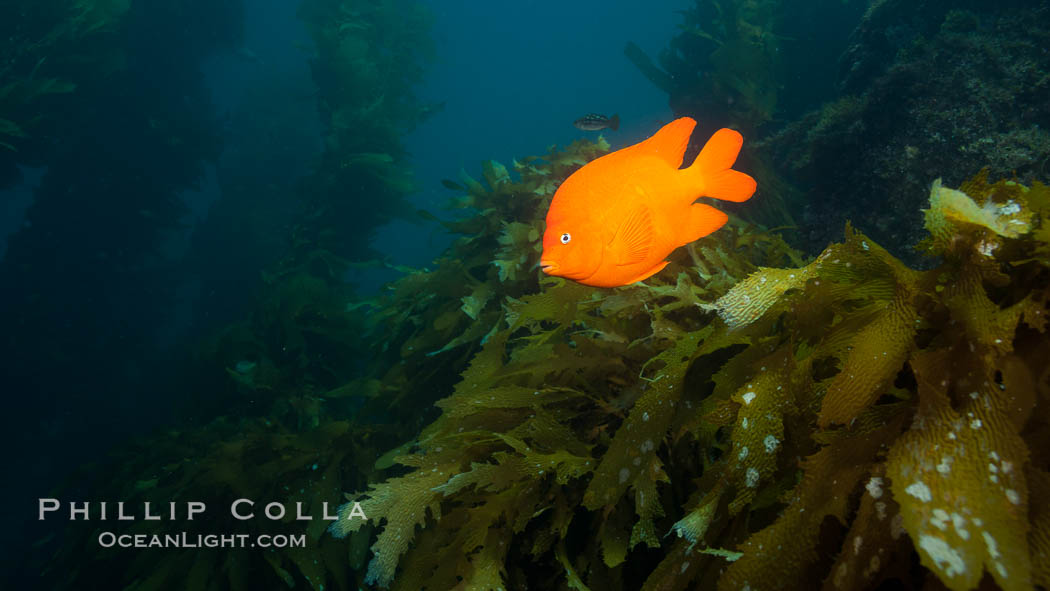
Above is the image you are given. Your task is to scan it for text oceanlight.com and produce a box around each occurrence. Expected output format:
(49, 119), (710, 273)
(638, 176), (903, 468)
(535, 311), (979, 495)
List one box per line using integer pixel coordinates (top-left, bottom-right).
(97, 532), (306, 549)
(37, 498), (367, 521)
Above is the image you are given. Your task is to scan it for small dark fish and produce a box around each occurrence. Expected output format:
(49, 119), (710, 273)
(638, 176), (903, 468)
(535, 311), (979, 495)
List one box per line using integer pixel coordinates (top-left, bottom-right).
(574, 113), (620, 132)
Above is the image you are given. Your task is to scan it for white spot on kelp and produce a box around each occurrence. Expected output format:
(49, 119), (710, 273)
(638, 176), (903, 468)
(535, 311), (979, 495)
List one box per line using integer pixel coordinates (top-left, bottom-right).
(919, 535), (966, 578)
(905, 481), (932, 503)
(983, 531), (1000, 559)
(763, 435), (779, 453)
(866, 477), (884, 499)
(936, 456), (953, 474)
(931, 508), (949, 531)
(745, 467), (759, 488)
(951, 513), (968, 540)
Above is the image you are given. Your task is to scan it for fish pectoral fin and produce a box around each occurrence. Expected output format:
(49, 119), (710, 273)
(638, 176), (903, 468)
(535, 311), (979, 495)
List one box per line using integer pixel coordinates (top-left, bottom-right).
(625, 261), (670, 285)
(680, 203), (729, 244)
(613, 206), (653, 266)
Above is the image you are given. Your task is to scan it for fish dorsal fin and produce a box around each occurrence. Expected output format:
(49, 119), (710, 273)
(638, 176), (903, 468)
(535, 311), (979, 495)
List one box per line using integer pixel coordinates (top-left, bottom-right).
(631, 117), (696, 168)
(612, 206), (653, 266)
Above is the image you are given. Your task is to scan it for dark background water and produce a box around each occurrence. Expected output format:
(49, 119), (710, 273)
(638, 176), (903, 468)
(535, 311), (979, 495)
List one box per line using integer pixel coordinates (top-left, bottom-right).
(0, 0), (686, 583)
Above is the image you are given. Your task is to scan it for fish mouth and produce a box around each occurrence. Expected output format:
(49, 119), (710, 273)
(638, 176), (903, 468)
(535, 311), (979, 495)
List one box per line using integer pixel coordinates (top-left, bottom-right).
(539, 260), (559, 275)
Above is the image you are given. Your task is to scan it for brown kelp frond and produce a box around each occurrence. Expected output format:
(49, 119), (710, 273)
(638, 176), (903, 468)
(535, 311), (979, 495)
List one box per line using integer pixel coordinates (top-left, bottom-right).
(339, 172), (1050, 590)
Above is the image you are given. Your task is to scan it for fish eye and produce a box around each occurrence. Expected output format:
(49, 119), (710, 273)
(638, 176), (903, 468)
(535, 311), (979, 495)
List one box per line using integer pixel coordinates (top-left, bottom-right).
(560, 232), (571, 244)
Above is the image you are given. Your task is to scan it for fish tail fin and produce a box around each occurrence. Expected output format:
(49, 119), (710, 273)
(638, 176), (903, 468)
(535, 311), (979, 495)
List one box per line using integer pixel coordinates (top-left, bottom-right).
(688, 128), (756, 203)
(609, 113), (620, 131)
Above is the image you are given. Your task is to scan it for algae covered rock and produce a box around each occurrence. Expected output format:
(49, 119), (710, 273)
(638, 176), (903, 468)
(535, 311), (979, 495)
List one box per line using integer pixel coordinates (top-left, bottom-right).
(763, 0), (1050, 260)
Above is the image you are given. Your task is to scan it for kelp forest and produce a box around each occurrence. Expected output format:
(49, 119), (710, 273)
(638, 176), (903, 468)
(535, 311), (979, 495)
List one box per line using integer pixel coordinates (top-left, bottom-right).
(3, 0), (1050, 590)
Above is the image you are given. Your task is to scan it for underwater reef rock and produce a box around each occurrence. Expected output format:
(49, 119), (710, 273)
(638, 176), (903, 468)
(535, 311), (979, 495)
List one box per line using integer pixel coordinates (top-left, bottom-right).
(761, 0), (1050, 262)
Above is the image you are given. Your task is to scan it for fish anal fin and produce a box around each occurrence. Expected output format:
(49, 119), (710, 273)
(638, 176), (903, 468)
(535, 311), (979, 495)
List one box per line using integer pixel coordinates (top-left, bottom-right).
(687, 128), (757, 203)
(613, 206), (653, 266)
(625, 261), (670, 285)
(681, 203), (729, 243)
(633, 117), (696, 168)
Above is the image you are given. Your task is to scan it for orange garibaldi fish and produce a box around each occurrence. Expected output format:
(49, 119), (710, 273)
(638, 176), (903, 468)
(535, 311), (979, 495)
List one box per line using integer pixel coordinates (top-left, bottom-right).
(540, 117), (756, 287)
